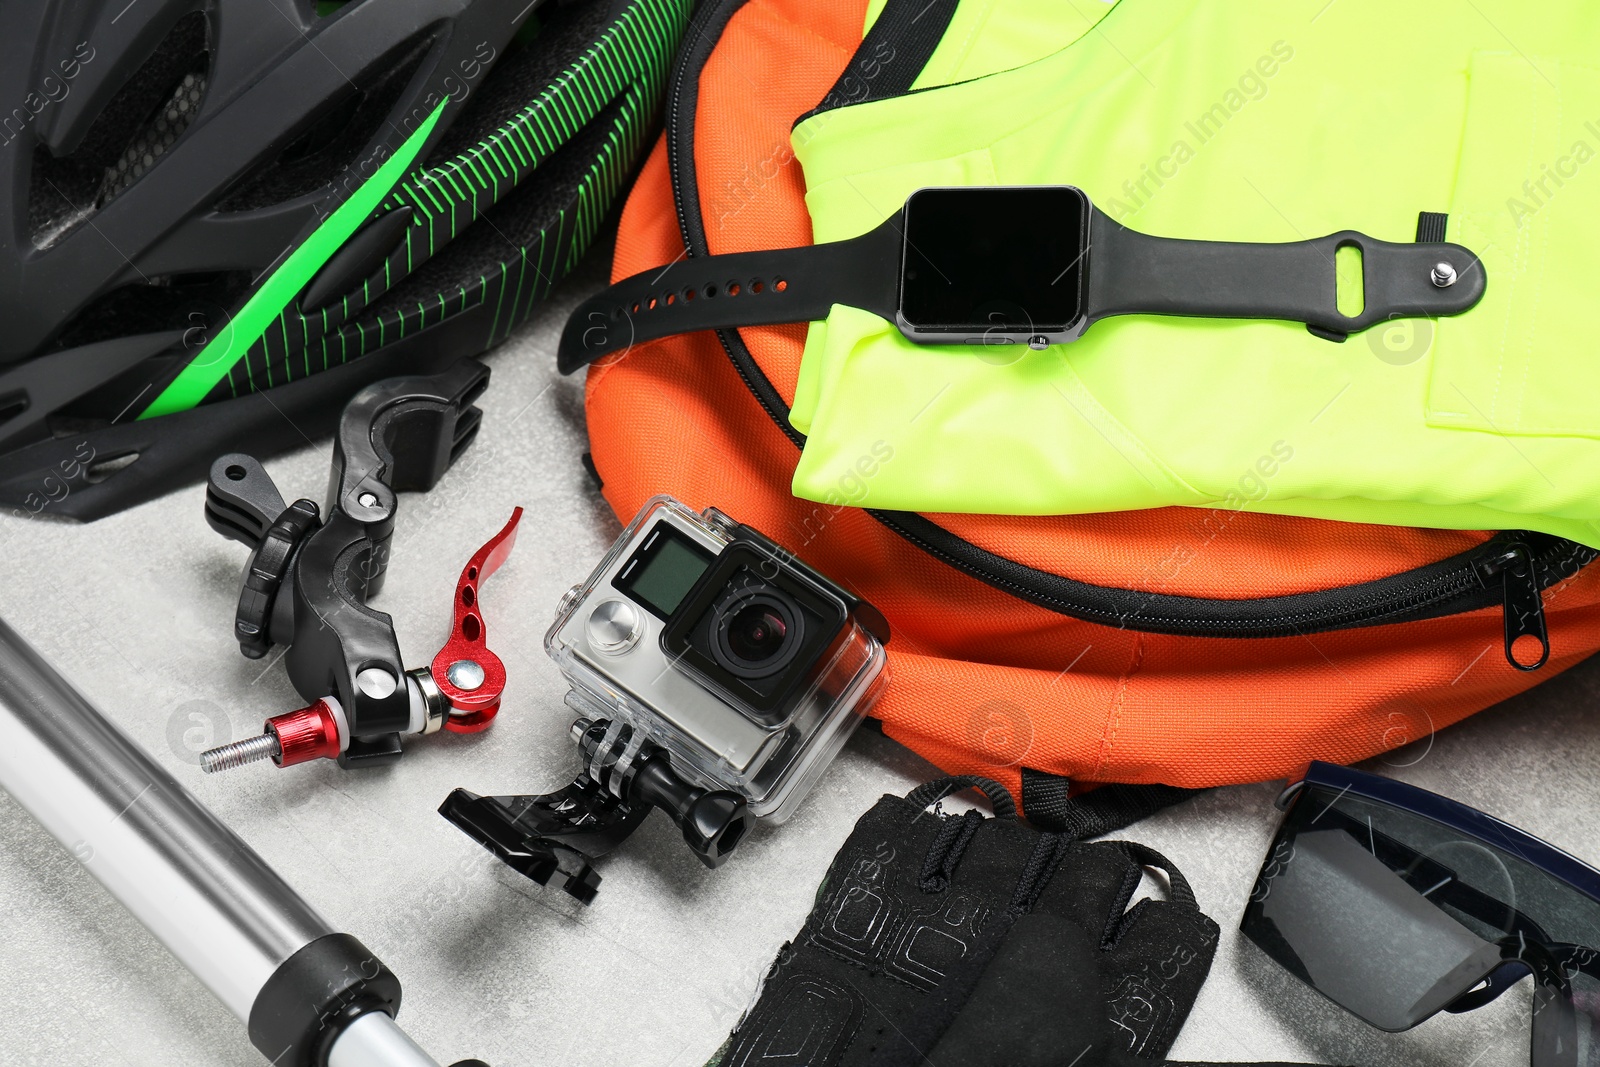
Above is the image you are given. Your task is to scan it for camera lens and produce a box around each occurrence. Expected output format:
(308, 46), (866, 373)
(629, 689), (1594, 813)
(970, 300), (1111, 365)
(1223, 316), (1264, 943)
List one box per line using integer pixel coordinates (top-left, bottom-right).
(710, 587), (804, 679)
(726, 603), (788, 663)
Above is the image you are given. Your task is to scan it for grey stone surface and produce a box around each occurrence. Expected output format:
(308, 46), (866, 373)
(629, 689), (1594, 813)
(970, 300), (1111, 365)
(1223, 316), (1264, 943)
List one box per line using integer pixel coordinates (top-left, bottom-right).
(2, 258), (1596, 1066)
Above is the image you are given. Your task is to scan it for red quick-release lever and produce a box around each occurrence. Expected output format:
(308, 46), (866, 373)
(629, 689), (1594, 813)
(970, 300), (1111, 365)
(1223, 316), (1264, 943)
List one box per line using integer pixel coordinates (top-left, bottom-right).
(430, 507), (522, 733)
(199, 508), (524, 774)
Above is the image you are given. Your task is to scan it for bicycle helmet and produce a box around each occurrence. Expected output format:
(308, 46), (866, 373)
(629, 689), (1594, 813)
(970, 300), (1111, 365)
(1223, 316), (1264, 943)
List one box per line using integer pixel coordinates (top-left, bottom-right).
(0, 0), (689, 520)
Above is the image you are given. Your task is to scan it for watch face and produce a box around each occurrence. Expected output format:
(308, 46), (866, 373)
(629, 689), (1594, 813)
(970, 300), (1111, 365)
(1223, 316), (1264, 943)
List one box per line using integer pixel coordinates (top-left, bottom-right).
(898, 186), (1089, 335)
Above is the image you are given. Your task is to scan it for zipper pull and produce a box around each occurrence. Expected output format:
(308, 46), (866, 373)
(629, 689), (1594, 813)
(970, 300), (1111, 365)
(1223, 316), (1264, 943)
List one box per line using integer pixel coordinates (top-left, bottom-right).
(1479, 543), (1548, 671)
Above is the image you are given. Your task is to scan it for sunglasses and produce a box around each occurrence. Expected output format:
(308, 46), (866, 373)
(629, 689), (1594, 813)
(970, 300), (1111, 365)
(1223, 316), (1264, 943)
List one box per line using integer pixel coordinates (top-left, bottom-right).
(1242, 761), (1600, 1067)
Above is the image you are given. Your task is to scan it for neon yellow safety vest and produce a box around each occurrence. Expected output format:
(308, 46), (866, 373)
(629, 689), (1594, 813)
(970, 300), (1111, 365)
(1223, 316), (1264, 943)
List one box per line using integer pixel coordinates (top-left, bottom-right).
(787, 0), (1600, 547)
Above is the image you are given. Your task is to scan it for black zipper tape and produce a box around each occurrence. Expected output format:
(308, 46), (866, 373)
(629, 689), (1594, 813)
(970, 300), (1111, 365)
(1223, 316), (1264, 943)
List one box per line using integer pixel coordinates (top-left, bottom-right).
(657, 0), (1598, 665)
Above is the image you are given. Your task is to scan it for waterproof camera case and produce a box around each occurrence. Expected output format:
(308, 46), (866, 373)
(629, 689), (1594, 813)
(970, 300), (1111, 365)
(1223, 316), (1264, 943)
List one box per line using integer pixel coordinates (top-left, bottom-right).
(551, 496), (890, 819)
(439, 497), (889, 903)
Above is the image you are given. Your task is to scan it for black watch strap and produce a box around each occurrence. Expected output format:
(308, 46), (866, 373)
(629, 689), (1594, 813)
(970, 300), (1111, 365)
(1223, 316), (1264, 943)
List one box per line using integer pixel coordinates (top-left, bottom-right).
(557, 216), (903, 373)
(1085, 207), (1486, 341)
(558, 191), (1489, 372)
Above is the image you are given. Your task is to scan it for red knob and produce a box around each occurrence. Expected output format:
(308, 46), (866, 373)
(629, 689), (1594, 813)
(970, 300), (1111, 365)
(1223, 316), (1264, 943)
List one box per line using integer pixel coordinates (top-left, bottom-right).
(268, 698), (343, 767)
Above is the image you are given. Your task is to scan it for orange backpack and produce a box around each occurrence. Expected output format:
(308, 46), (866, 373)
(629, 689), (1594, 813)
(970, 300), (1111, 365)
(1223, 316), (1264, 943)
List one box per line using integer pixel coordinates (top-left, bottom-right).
(581, 0), (1600, 819)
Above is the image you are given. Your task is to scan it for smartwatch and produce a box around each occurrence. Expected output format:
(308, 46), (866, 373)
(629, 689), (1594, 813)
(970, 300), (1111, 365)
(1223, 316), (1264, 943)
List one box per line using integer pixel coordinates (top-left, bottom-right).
(557, 185), (1486, 373)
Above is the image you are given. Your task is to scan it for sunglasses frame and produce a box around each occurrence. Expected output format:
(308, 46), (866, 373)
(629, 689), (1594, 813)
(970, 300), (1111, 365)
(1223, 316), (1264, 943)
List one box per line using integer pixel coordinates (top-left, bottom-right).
(1274, 763), (1600, 906)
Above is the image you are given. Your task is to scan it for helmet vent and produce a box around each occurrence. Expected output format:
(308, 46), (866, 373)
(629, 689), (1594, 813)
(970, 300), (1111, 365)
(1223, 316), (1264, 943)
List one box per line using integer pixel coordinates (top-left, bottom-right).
(99, 72), (208, 204)
(0, 392), (28, 431)
(50, 271), (253, 357)
(214, 35), (431, 213)
(84, 451), (141, 484)
(27, 11), (209, 248)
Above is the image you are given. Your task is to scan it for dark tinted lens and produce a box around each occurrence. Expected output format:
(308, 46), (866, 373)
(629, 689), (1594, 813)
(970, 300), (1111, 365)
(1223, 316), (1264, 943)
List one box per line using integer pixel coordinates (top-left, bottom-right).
(726, 603), (788, 664)
(1243, 811), (1503, 1030)
(1245, 780), (1600, 1057)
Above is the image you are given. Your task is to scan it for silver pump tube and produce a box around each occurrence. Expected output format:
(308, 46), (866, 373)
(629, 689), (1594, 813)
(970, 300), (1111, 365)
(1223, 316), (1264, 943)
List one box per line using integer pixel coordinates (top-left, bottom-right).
(0, 616), (444, 1066)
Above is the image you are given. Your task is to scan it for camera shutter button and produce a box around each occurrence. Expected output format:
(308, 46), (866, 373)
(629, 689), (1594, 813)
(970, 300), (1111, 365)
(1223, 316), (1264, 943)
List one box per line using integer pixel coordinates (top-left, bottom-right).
(587, 599), (642, 654)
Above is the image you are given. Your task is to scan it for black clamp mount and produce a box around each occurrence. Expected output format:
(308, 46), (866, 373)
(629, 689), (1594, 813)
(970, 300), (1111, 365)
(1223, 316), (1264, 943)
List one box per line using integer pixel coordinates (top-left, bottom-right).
(204, 360), (490, 769)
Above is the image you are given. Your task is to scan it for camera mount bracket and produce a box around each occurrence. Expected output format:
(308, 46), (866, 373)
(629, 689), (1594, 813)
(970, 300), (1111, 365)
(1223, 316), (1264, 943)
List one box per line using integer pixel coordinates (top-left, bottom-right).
(440, 716), (752, 904)
(201, 360), (519, 772)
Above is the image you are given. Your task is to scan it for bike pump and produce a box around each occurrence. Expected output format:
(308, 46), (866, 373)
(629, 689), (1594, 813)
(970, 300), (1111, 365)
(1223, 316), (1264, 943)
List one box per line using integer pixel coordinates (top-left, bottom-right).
(0, 615), (486, 1067)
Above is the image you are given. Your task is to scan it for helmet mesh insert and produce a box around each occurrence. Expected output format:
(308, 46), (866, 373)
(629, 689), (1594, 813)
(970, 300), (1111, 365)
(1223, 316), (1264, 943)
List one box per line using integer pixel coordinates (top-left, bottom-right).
(27, 11), (208, 247)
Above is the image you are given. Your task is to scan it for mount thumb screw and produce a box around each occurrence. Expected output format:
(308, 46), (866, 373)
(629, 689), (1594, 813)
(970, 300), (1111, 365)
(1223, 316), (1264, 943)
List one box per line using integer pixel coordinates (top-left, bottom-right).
(200, 732), (280, 773)
(200, 698), (345, 773)
(630, 755), (751, 868)
(572, 718), (752, 866)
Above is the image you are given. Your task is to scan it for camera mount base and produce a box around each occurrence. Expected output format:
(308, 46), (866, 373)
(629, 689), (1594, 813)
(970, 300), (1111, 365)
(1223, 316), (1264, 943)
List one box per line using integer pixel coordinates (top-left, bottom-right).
(440, 716), (751, 903)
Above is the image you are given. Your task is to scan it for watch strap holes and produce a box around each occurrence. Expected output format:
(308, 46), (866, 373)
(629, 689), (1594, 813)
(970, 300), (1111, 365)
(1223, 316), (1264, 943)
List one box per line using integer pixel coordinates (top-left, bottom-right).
(616, 273), (786, 319)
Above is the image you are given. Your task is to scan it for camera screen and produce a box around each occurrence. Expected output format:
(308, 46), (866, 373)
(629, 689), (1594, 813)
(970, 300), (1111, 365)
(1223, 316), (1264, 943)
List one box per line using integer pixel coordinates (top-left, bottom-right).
(614, 524), (713, 619)
(898, 186), (1089, 333)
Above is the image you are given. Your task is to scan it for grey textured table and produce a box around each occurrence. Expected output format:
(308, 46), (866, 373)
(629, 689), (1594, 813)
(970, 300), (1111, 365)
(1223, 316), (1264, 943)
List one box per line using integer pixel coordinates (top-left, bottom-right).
(2, 255), (1596, 1067)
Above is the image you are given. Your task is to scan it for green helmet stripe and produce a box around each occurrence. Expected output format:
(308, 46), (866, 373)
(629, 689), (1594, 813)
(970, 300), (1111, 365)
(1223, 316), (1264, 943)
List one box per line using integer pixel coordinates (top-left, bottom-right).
(140, 0), (685, 411)
(137, 101), (447, 420)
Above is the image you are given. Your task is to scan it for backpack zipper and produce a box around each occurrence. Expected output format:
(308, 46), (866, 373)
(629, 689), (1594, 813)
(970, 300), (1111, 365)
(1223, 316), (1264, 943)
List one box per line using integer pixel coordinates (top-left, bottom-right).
(659, 0), (1597, 668)
(1479, 543), (1555, 671)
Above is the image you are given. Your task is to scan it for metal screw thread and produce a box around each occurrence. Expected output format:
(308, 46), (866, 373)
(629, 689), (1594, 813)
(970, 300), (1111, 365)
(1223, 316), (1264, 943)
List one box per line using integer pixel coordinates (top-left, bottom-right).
(200, 732), (281, 774)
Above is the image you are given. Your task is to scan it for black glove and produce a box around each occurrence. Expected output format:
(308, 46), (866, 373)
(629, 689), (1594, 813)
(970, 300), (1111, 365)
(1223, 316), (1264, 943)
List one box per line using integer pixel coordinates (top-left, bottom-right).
(712, 776), (1351, 1067)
